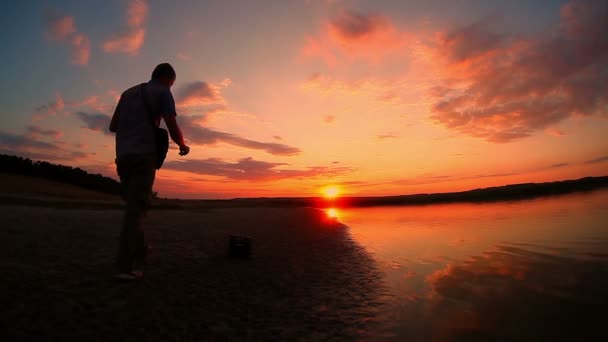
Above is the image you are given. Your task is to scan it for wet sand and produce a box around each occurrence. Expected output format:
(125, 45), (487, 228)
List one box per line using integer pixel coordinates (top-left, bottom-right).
(1, 204), (384, 341)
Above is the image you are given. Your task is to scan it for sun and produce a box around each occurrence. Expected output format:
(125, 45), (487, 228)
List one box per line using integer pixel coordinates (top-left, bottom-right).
(322, 185), (341, 199)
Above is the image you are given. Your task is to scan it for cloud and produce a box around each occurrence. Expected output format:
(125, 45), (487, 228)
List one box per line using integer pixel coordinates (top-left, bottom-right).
(127, 0), (148, 27)
(75, 112), (112, 136)
(180, 116), (301, 156)
(437, 16), (508, 63)
(34, 93), (64, 119)
(44, 14), (90, 65)
(25, 125), (63, 139)
(584, 155), (608, 165)
(46, 15), (76, 41)
(429, 0), (608, 143)
(302, 10), (407, 65)
(550, 162), (569, 168)
(164, 157), (354, 181)
(70, 33), (90, 65)
(33, 93), (112, 123)
(323, 115), (336, 124)
(102, 0), (148, 55)
(303, 73), (406, 101)
(177, 52), (192, 61)
(1, 127), (90, 163)
(0, 150), (89, 163)
(376, 134), (399, 140)
(0, 130), (59, 151)
(102, 28), (145, 55)
(329, 10), (388, 41)
(176, 81), (226, 108)
(546, 128), (566, 136)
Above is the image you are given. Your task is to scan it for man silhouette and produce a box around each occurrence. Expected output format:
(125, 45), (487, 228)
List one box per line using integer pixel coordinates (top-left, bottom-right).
(109, 63), (189, 280)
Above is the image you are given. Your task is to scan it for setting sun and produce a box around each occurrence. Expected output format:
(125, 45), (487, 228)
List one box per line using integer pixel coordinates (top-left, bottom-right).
(322, 185), (341, 199)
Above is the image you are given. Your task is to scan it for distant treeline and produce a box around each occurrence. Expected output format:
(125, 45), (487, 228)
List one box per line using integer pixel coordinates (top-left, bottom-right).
(331, 176), (608, 208)
(0, 154), (121, 196)
(203, 176), (608, 208)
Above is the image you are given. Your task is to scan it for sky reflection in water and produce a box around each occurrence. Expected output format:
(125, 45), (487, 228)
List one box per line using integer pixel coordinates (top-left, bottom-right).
(339, 189), (608, 340)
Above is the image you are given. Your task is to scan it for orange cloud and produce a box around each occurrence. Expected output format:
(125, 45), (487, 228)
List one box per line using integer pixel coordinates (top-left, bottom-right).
(429, 0), (608, 143)
(103, 0), (148, 55)
(376, 133), (399, 140)
(546, 128), (566, 137)
(302, 10), (408, 65)
(323, 115), (336, 124)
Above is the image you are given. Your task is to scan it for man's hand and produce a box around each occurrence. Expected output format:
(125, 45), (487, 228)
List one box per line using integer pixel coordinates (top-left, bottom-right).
(179, 145), (190, 156)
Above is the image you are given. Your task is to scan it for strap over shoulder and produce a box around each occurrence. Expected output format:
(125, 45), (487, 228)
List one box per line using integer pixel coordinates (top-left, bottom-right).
(140, 83), (157, 127)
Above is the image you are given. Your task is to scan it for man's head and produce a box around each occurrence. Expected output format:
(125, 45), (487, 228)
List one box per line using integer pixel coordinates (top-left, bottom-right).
(151, 63), (176, 87)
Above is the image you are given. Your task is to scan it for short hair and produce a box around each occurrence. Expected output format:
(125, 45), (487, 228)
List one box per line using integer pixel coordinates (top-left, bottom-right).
(151, 63), (176, 80)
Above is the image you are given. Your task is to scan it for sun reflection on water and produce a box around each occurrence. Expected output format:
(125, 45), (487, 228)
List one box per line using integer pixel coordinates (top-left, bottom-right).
(326, 207), (340, 219)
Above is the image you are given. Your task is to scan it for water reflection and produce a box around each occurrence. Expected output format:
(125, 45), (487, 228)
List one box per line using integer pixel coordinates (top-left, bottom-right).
(340, 189), (608, 340)
(325, 207), (340, 219)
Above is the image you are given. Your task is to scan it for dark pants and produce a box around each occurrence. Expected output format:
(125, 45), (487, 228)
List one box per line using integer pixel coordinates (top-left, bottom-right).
(116, 154), (156, 272)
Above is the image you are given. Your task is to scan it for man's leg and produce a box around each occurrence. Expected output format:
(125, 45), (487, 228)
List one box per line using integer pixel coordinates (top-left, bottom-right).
(116, 155), (156, 273)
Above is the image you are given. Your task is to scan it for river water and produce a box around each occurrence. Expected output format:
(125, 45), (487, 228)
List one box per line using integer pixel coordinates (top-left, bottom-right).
(335, 189), (608, 340)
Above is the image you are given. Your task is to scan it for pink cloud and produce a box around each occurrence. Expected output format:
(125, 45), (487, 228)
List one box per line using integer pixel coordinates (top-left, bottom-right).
(102, 0), (148, 55)
(70, 33), (90, 65)
(127, 0), (148, 27)
(47, 15), (76, 41)
(429, 0), (608, 143)
(102, 28), (145, 55)
(45, 14), (90, 66)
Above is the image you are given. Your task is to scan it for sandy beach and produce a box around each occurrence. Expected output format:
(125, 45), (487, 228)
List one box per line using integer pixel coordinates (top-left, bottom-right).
(2, 202), (384, 340)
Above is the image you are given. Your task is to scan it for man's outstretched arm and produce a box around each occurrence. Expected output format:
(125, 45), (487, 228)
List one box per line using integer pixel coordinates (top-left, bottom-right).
(164, 115), (190, 155)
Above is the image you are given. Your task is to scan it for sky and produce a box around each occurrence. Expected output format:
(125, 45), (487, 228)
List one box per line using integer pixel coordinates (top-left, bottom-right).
(1, 0), (607, 199)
